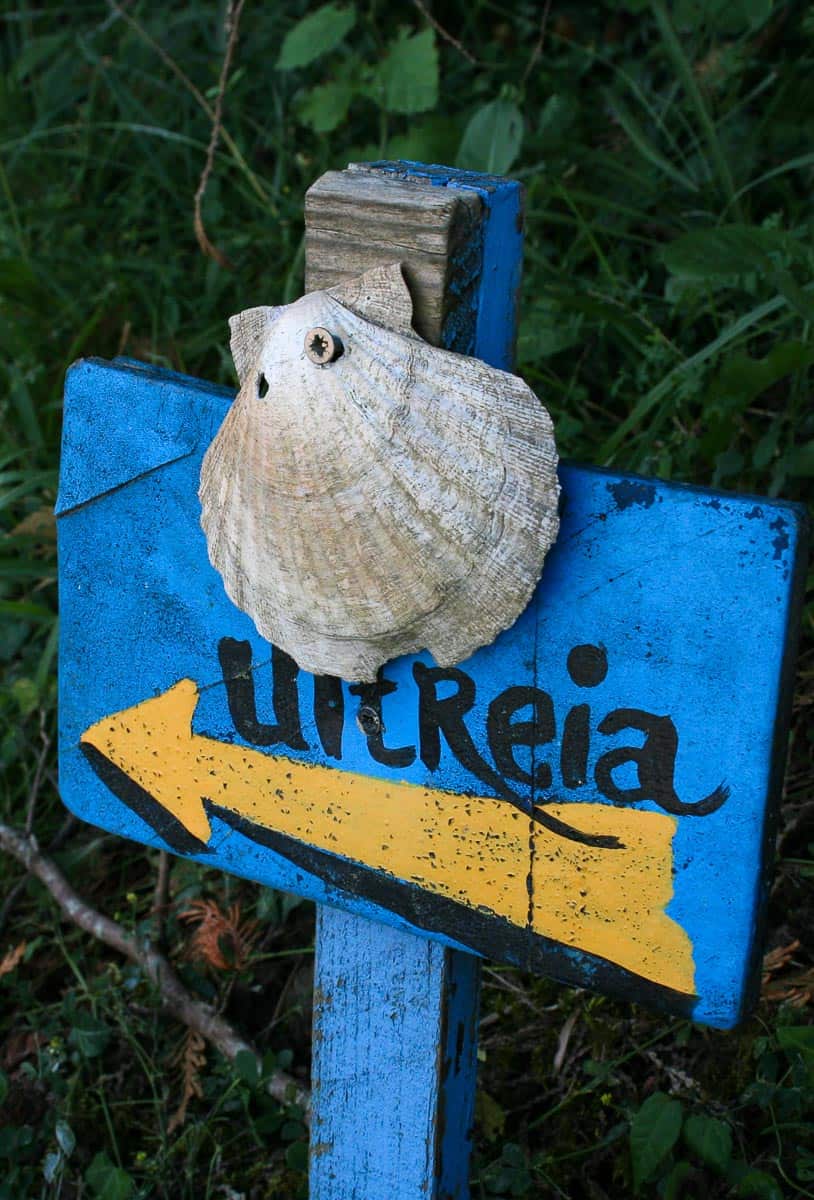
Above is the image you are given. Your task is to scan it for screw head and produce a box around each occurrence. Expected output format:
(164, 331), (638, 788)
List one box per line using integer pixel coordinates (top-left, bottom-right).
(305, 327), (342, 365)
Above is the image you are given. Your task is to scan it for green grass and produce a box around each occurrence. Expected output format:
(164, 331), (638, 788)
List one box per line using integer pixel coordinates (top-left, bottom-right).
(1, 1), (812, 1196)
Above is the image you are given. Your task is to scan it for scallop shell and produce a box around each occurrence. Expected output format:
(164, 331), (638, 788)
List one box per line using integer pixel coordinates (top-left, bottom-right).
(199, 264), (559, 683)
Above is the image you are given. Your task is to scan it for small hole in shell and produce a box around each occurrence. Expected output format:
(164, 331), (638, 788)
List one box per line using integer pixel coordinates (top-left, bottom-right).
(257, 372), (270, 399)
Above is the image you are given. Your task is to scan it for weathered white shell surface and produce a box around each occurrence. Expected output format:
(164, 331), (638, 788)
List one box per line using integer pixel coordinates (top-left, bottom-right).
(199, 264), (559, 682)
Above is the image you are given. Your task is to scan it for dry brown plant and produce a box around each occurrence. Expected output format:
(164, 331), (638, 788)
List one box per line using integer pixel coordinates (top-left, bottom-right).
(180, 898), (258, 972)
(168, 1029), (207, 1132)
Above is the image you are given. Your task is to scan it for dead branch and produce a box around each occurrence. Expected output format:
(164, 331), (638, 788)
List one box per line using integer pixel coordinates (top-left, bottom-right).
(411, 0), (482, 66)
(25, 711), (50, 835)
(0, 809), (75, 938)
(151, 848), (171, 949)
(193, 0), (247, 269)
(0, 820), (309, 1117)
(106, 1), (269, 207)
(521, 0), (552, 87)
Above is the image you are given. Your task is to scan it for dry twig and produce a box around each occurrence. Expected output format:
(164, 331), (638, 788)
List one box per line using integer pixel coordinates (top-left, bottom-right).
(106, 1), (268, 206)
(0, 820), (309, 1116)
(411, 0), (481, 66)
(762, 939), (813, 1006)
(553, 1008), (579, 1074)
(193, 0), (247, 269)
(0, 942), (26, 978)
(521, 0), (552, 87)
(107, 0), (213, 115)
(0, 748), (74, 938)
(151, 848), (171, 948)
(25, 712), (50, 836)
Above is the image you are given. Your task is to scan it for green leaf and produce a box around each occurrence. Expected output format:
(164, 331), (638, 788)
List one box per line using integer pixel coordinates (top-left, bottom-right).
(376, 29), (438, 114)
(629, 1092), (683, 1192)
(10, 677), (38, 717)
(483, 1142), (532, 1195)
(457, 99), (524, 174)
(776, 1025), (814, 1078)
(715, 447), (744, 479)
(682, 1114), (732, 1173)
(736, 1168), (783, 1199)
(387, 115), (462, 166)
(768, 267), (814, 322)
(776, 1025), (814, 1054)
(605, 89), (697, 192)
(11, 33), (70, 83)
(538, 94), (578, 147)
(55, 1120), (76, 1158)
(663, 1159), (694, 1200)
(518, 303), (583, 363)
(276, 4), (356, 71)
(69, 1010), (110, 1058)
(476, 1088), (507, 1142)
(752, 428), (779, 470)
(0, 1071), (7, 1106)
(296, 80), (354, 133)
(43, 1151), (61, 1184)
(662, 225), (802, 282)
(235, 1048), (260, 1088)
(85, 1152), (134, 1200)
(784, 441), (814, 477)
(285, 1139), (308, 1172)
(709, 341), (814, 410)
(673, 0), (772, 33)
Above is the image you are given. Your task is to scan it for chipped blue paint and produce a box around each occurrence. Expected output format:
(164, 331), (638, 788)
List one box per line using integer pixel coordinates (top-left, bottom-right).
(607, 478), (659, 511)
(369, 161), (524, 371)
(310, 911), (479, 1200)
(57, 353), (807, 1030)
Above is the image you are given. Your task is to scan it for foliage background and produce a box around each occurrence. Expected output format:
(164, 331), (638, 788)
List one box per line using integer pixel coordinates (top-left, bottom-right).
(0, 0), (813, 1196)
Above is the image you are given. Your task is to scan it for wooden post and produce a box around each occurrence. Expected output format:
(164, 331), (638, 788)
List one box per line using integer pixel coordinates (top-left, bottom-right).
(304, 162), (524, 1200)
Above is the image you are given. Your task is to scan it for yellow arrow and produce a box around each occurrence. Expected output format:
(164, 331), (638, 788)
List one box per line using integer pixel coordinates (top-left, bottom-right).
(81, 679), (694, 994)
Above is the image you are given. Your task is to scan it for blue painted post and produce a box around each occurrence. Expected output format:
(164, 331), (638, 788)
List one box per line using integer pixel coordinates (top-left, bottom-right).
(306, 163), (524, 1199)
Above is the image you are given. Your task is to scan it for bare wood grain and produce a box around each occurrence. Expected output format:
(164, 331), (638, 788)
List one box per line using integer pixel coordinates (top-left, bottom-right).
(305, 164), (482, 347)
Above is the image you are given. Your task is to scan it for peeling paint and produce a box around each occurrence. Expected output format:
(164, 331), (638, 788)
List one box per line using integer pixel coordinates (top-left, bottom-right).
(770, 515), (789, 561)
(607, 479), (658, 511)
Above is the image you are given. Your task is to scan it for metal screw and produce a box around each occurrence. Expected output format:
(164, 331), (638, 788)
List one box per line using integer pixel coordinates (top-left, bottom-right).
(305, 327), (342, 365)
(356, 705), (381, 737)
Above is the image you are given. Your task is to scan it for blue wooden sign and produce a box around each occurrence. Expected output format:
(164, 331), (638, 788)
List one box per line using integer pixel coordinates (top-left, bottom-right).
(57, 354), (806, 1030)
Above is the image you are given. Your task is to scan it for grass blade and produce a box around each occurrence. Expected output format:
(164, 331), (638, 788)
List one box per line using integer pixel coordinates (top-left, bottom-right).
(598, 295), (787, 461)
(650, 0), (741, 217)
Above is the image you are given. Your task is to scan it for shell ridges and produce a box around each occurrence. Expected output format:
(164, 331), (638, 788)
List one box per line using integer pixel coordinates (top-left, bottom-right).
(199, 264), (560, 682)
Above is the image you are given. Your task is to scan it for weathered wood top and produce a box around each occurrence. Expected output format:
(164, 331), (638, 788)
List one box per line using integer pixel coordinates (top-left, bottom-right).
(305, 164), (483, 347)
